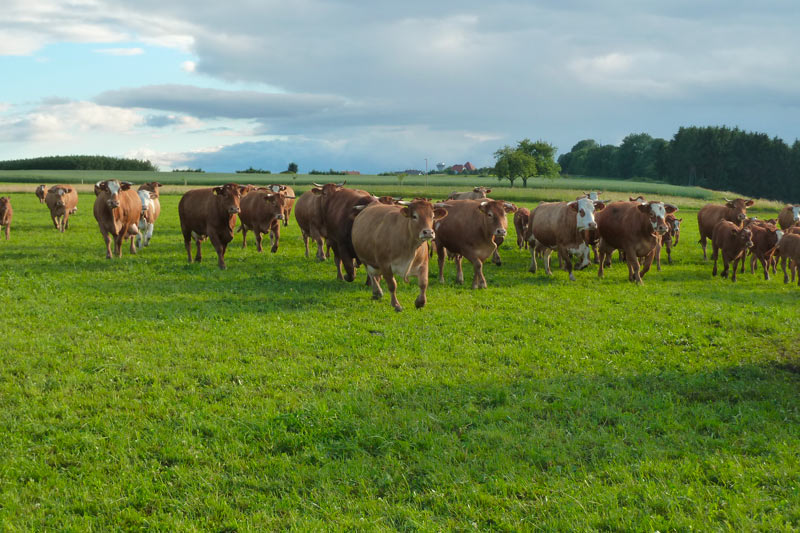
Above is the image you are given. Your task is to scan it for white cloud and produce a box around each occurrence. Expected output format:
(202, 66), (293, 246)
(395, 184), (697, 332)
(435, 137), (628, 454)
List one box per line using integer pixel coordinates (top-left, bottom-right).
(181, 60), (196, 72)
(94, 47), (145, 56)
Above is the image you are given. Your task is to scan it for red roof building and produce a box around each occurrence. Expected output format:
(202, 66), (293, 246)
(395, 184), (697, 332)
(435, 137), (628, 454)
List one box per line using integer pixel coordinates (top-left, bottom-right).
(451, 164), (465, 173)
(464, 161), (476, 171)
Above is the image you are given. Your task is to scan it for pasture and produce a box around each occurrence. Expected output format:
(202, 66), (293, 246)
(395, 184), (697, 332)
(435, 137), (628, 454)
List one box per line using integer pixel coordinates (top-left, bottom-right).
(0, 180), (799, 530)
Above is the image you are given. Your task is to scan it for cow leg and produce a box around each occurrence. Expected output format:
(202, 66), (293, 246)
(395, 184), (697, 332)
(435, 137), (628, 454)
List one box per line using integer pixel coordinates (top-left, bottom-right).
(640, 249), (656, 279)
(760, 257), (770, 281)
(241, 226), (248, 248)
(208, 233), (227, 270)
(52, 215), (59, 230)
(367, 267), (383, 300)
(129, 235), (136, 255)
(271, 221), (280, 253)
(102, 231), (113, 259)
(597, 250), (606, 278)
(63, 213), (70, 231)
(284, 207), (291, 227)
(750, 253), (757, 274)
(560, 248), (575, 281)
(183, 233), (193, 263)
(711, 243), (720, 276)
(194, 238), (203, 263)
(740, 252), (746, 274)
(415, 261), (429, 309)
(3, 224), (8, 240)
(592, 244), (599, 264)
(624, 246), (643, 284)
(144, 222), (154, 246)
(255, 231), (264, 253)
(384, 274), (402, 312)
(135, 229), (142, 250)
(731, 256), (741, 282)
(666, 241), (672, 264)
(437, 242), (447, 283)
(331, 244), (345, 281)
(491, 248), (502, 266)
(528, 244), (538, 273)
(543, 249), (553, 276)
(720, 254), (730, 278)
(655, 242), (662, 271)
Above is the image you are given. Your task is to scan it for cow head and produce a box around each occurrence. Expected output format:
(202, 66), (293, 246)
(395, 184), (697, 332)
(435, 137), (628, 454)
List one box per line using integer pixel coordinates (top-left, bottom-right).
(473, 186), (491, 196)
(263, 192), (286, 221)
(732, 226), (754, 249)
(139, 182), (162, 197)
(478, 200), (512, 238)
(0, 197), (9, 215)
(213, 183), (242, 215)
(790, 205), (800, 224)
(569, 197), (605, 231)
(637, 201), (677, 235)
(724, 197), (753, 221)
(669, 216), (683, 244)
(377, 196), (400, 205)
(96, 180), (132, 209)
(584, 191), (602, 201)
(35, 185), (48, 202)
(51, 186), (75, 208)
(267, 184), (288, 194)
(311, 182), (344, 198)
(398, 199), (447, 241)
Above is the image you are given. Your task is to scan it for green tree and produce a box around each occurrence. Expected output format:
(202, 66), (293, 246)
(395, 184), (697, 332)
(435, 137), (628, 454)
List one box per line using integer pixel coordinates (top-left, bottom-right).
(494, 146), (537, 187)
(287, 162), (298, 174)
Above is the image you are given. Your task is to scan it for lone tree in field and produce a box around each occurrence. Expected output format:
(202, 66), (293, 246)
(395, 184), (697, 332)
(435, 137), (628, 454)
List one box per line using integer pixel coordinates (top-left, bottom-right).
(494, 138), (561, 187)
(287, 162), (298, 174)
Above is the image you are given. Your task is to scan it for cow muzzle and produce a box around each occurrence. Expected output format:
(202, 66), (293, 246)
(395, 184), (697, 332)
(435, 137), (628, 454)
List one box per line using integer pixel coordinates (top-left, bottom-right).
(107, 200), (119, 208)
(494, 228), (507, 237)
(656, 224), (669, 235)
(229, 207), (241, 215)
(419, 229), (435, 240)
(276, 214), (284, 220)
(738, 213), (746, 220)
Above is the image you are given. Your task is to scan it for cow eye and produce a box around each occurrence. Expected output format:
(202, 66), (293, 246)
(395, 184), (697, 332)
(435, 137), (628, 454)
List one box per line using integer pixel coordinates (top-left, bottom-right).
(412, 213), (418, 219)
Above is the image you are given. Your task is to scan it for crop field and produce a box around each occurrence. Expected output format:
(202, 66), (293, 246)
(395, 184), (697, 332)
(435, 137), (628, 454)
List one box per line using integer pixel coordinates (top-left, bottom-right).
(1, 181), (799, 530)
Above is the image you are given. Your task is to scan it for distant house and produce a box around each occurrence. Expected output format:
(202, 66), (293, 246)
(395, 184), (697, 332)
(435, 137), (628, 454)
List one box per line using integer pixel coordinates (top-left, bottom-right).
(345, 170), (361, 175)
(464, 161), (476, 172)
(403, 169), (424, 175)
(451, 164), (465, 174)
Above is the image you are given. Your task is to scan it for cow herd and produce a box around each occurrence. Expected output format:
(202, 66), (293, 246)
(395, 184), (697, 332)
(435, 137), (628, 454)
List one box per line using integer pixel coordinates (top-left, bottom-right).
(2, 181), (800, 311)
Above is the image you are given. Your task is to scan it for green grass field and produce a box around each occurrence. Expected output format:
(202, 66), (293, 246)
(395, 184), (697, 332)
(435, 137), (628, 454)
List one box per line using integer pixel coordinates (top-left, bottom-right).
(1, 181), (798, 530)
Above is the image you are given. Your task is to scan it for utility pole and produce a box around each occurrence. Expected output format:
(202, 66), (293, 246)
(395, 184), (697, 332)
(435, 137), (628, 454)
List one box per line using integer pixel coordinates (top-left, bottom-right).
(424, 158), (428, 187)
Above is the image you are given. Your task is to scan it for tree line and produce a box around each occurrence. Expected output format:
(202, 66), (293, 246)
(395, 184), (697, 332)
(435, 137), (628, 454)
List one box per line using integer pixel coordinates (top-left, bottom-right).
(0, 155), (157, 171)
(557, 126), (800, 202)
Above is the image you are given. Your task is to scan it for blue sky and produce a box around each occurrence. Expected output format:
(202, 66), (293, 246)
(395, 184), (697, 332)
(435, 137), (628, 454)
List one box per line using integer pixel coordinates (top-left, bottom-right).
(2, 1), (800, 173)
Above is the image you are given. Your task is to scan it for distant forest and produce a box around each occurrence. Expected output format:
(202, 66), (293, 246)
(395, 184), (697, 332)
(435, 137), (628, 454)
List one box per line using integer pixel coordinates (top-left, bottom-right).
(558, 126), (800, 202)
(0, 155), (157, 172)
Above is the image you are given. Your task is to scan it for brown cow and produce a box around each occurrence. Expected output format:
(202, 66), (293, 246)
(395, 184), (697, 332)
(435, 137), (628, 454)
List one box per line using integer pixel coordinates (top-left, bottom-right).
(45, 185), (78, 232)
(178, 183), (242, 269)
(0, 197), (12, 240)
(447, 186), (491, 200)
(596, 200), (677, 284)
(35, 185), (48, 204)
(313, 183), (375, 281)
(777, 233), (800, 285)
(514, 207), (530, 249)
(294, 188), (328, 261)
(135, 182), (162, 249)
(93, 180), (141, 258)
(778, 204), (800, 230)
(528, 197), (606, 281)
(697, 198), (753, 259)
(710, 220), (753, 281)
(433, 199), (515, 288)
(239, 190), (288, 253)
(352, 199), (447, 311)
(654, 214), (683, 269)
(745, 222), (783, 280)
(265, 184), (296, 226)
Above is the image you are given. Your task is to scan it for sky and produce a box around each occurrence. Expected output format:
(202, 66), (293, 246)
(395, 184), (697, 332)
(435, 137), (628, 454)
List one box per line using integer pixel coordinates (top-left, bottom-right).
(2, 0), (800, 174)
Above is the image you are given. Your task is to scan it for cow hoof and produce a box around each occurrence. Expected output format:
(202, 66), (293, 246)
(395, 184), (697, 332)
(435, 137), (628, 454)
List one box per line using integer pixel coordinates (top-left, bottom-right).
(415, 298), (426, 309)
(372, 293), (382, 300)
(344, 274), (354, 282)
(271, 246), (278, 253)
(394, 305), (403, 312)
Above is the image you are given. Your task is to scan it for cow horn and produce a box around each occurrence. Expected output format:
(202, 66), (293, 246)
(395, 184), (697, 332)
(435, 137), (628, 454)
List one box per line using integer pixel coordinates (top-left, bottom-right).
(95, 180), (104, 187)
(312, 182), (323, 187)
(480, 201), (488, 206)
(504, 202), (514, 209)
(121, 181), (133, 186)
(336, 180), (346, 187)
(396, 200), (411, 206)
(353, 205), (367, 211)
(723, 197), (731, 202)
(434, 202), (451, 208)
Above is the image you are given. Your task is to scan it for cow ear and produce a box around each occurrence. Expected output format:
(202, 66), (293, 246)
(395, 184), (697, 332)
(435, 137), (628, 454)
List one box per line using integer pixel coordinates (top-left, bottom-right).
(213, 186), (223, 195)
(746, 200), (754, 206)
(568, 201), (579, 212)
(479, 201), (490, 214)
(503, 202), (517, 213)
(311, 187), (323, 195)
(664, 203), (678, 214)
(485, 188), (492, 194)
(120, 183), (131, 191)
(725, 201), (736, 208)
(401, 206), (412, 217)
(65, 187), (74, 193)
(433, 208), (448, 220)
(155, 182), (163, 187)
(594, 201), (606, 211)
(637, 203), (651, 213)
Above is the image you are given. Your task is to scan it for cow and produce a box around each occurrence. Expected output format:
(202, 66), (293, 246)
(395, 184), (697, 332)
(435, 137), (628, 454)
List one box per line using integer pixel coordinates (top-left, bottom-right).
(710, 220), (754, 282)
(596, 200), (677, 284)
(93, 180), (141, 258)
(745, 222), (783, 280)
(447, 186), (491, 200)
(0, 197), (12, 240)
(45, 185), (78, 232)
(527, 197), (605, 281)
(238, 189), (288, 253)
(433, 199), (515, 289)
(351, 199), (447, 311)
(313, 183), (375, 281)
(35, 185), (48, 204)
(135, 182), (162, 249)
(262, 184), (296, 225)
(514, 207), (530, 249)
(697, 198), (753, 260)
(655, 214), (683, 269)
(778, 204), (800, 230)
(777, 233), (800, 285)
(178, 183), (242, 270)
(294, 188), (329, 261)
